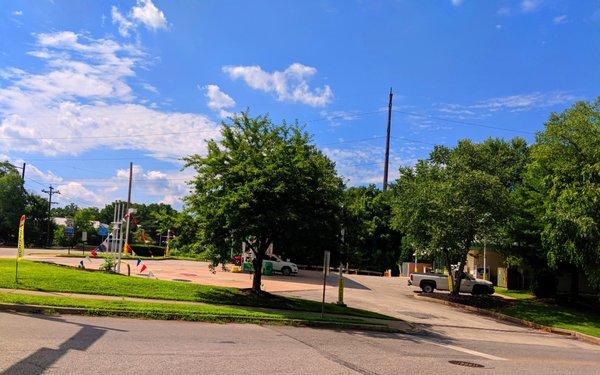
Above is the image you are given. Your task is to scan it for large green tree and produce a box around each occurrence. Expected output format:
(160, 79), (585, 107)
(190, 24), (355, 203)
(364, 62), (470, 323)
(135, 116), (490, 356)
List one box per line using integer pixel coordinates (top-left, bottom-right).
(340, 186), (402, 272)
(392, 139), (524, 294)
(0, 162), (27, 244)
(527, 98), (600, 290)
(185, 113), (343, 293)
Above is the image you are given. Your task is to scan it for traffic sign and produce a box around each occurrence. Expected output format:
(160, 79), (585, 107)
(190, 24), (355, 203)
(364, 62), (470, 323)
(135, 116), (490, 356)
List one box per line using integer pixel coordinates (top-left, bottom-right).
(98, 226), (108, 237)
(65, 227), (75, 237)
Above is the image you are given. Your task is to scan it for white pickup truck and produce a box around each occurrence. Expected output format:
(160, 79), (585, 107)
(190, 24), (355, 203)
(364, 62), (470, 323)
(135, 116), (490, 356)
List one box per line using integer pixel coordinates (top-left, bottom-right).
(409, 272), (494, 295)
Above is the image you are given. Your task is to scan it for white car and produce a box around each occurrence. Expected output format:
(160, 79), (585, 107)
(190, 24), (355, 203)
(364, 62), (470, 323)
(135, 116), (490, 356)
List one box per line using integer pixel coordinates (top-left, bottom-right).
(263, 254), (299, 276)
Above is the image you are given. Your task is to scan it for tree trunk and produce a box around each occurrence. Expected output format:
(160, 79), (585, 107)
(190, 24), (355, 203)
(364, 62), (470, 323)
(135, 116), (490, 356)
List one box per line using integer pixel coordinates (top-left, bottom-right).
(251, 254), (263, 293)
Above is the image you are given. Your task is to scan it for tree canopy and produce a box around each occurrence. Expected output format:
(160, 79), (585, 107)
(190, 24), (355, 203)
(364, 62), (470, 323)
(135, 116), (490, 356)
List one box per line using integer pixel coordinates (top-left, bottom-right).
(527, 98), (600, 289)
(391, 138), (525, 294)
(184, 113), (344, 292)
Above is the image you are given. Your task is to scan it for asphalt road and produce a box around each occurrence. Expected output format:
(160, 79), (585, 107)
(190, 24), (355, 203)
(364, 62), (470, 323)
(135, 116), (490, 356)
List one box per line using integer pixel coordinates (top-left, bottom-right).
(1, 312), (599, 375)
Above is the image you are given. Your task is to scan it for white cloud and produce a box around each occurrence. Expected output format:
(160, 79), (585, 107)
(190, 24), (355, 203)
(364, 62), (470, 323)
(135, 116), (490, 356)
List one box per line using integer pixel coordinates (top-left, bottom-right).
(521, 0), (541, 13)
(111, 0), (168, 38)
(0, 31), (221, 158)
(436, 92), (578, 118)
(471, 92), (577, 112)
(111, 6), (135, 37)
(223, 63), (333, 107)
(12, 10), (23, 16)
(131, 0), (168, 30)
(450, 0), (464, 7)
(553, 15), (568, 25)
(56, 182), (106, 207)
(142, 82), (158, 93)
(204, 84), (236, 118)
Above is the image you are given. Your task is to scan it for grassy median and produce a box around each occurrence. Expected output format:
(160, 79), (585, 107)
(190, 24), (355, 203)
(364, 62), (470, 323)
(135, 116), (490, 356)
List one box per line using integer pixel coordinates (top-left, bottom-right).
(498, 298), (600, 338)
(0, 291), (385, 328)
(0, 259), (392, 320)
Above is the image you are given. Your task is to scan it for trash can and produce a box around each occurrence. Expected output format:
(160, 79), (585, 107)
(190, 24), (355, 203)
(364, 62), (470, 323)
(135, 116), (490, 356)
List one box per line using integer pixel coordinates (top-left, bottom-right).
(262, 261), (273, 276)
(242, 262), (253, 273)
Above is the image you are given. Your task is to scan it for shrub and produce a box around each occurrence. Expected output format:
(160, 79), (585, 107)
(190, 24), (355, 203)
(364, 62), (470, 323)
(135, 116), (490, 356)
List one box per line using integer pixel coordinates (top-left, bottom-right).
(99, 257), (116, 273)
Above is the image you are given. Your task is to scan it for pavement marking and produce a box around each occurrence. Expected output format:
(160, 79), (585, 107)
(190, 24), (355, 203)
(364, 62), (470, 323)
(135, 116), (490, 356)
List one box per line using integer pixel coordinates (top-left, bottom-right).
(428, 342), (507, 361)
(399, 333), (507, 361)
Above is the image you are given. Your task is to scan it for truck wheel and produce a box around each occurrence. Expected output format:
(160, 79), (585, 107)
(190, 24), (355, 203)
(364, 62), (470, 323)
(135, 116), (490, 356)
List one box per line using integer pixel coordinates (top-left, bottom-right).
(282, 267), (291, 276)
(421, 283), (434, 293)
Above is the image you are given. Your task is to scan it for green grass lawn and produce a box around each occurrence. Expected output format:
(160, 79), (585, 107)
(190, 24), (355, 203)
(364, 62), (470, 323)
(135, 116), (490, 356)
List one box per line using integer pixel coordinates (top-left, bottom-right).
(495, 287), (535, 300)
(498, 299), (600, 338)
(0, 259), (391, 320)
(0, 291), (377, 327)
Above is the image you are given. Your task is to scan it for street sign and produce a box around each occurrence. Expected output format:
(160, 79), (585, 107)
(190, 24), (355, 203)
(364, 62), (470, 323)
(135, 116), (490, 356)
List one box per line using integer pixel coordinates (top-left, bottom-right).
(98, 226), (108, 237)
(81, 231), (87, 242)
(323, 250), (331, 275)
(321, 250), (331, 318)
(65, 227), (74, 237)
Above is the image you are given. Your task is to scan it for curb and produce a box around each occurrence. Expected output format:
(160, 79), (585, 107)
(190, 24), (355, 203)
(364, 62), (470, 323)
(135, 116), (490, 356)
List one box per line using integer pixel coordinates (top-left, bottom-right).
(413, 294), (600, 346)
(0, 303), (400, 333)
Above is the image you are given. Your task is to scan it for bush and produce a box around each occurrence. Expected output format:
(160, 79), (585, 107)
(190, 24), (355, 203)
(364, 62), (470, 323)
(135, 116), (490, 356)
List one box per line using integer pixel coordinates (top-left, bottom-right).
(99, 257), (116, 273)
(131, 244), (165, 257)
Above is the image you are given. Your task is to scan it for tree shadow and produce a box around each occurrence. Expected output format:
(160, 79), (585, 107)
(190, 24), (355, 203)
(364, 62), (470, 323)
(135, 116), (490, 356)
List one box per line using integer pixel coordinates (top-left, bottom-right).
(2, 314), (126, 375)
(262, 272), (371, 290)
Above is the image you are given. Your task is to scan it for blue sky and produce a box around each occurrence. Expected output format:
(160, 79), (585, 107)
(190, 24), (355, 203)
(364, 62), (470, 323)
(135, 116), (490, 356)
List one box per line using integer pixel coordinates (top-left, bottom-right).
(1, 0), (598, 209)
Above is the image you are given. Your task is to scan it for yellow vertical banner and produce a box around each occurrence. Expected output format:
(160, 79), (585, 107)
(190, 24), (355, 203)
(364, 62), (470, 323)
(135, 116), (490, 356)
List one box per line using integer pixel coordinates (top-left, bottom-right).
(16, 215), (26, 283)
(17, 215), (25, 260)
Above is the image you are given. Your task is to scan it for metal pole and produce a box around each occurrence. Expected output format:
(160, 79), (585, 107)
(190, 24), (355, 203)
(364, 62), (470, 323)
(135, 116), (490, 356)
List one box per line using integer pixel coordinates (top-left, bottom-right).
(111, 201), (117, 254)
(116, 202), (124, 273)
(483, 241), (487, 281)
(383, 88), (393, 190)
(123, 162), (133, 255)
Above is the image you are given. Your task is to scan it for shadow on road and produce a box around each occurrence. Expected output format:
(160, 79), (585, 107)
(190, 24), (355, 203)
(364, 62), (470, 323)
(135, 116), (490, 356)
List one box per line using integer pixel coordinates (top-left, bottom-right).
(1, 314), (126, 375)
(262, 272), (371, 290)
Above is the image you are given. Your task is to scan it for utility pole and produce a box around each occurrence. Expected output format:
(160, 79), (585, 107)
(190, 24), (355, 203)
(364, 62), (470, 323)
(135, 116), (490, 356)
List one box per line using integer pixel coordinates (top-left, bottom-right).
(41, 186), (60, 247)
(21, 163), (26, 191)
(383, 88), (393, 191)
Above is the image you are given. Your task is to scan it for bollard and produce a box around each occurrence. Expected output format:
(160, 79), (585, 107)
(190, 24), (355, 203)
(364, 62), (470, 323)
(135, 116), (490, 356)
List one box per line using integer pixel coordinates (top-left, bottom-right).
(336, 264), (346, 306)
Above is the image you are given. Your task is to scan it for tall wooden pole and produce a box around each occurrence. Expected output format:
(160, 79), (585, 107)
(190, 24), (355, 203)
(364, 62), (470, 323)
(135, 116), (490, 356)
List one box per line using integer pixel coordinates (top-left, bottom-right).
(383, 88), (393, 191)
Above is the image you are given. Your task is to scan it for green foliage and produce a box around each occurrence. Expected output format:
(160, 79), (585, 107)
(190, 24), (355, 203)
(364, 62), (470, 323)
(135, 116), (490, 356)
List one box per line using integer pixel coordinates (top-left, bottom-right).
(98, 257), (116, 272)
(391, 138), (523, 294)
(527, 98), (600, 288)
(184, 112), (344, 292)
(340, 185), (402, 271)
(53, 226), (67, 247)
(0, 162), (27, 244)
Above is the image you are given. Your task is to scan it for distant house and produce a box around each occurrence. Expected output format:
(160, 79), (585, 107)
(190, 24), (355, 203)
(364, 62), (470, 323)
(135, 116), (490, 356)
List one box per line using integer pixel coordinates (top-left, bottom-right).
(53, 217), (73, 227)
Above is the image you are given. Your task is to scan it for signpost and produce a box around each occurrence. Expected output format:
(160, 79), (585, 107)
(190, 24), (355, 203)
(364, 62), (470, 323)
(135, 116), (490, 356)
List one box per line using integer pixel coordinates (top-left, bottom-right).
(16, 215), (25, 283)
(66, 227), (74, 254)
(321, 250), (331, 318)
(81, 231), (87, 255)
